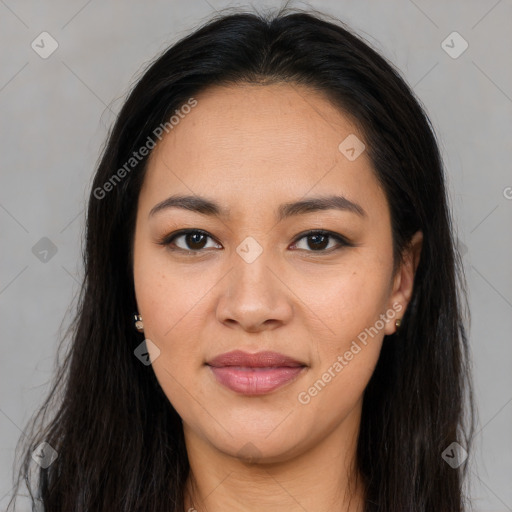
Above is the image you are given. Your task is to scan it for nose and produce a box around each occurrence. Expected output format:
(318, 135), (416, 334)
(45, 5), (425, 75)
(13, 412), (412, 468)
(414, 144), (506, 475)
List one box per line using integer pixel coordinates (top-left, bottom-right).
(215, 247), (294, 333)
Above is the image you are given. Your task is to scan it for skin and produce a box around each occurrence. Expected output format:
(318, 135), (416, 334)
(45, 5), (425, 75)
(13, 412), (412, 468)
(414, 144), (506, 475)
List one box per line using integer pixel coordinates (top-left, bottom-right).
(132, 83), (422, 512)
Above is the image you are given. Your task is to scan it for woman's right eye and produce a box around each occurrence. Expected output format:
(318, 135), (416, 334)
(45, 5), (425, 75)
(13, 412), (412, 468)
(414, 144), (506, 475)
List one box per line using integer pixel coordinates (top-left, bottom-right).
(158, 229), (222, 253)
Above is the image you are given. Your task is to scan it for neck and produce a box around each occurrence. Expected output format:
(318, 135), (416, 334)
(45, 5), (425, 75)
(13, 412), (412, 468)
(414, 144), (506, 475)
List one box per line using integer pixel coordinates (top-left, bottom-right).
(185, 476), (365, 512)
(182, 401), (365, 512)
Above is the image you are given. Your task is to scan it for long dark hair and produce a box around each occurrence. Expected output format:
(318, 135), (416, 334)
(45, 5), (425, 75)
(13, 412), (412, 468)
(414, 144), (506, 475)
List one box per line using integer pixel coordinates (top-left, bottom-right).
(9, 5), (475, 511)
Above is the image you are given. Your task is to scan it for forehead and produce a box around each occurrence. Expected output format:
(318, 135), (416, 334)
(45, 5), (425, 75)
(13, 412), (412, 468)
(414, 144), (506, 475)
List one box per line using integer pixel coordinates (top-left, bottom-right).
(151, 83), (362, 166)
(142, 83), (387, 220)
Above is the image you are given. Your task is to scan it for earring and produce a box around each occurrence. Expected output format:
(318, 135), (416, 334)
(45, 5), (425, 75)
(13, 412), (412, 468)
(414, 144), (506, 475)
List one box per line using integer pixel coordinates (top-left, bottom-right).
(395, 318), (401, 329)
(134, 314), (144, 332)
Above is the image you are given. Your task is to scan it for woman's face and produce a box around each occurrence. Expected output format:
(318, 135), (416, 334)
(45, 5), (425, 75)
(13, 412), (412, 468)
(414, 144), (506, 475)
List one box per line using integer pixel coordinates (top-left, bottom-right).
(133, 83), (421, 463)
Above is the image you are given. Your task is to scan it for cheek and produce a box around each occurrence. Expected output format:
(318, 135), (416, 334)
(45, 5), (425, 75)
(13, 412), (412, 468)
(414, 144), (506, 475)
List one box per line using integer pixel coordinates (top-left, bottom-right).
(306, 263), (390, 343)
(133, 256), (206, 409)
(132, 251), (221, 413)
(134, 246), (207, 341)
(303, 258), (392, 407)
(297, 271), (388, 415)
(300, 342), (382, 426)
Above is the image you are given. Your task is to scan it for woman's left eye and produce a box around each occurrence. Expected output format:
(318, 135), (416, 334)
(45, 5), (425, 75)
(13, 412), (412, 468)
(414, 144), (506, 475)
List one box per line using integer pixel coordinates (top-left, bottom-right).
(290, 230), (349, 252)
(158, 229), (349, 254)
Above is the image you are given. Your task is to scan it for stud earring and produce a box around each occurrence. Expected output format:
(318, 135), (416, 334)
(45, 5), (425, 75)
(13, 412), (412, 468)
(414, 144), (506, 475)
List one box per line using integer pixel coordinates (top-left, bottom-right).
(134, 314), (144, 332)
(395, 318), (401, 329)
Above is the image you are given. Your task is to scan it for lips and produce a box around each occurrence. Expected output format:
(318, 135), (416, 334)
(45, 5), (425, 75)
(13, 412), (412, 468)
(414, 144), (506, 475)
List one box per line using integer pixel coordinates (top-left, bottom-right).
(207, 350), (304, 368)
(206, 350), (306, 395)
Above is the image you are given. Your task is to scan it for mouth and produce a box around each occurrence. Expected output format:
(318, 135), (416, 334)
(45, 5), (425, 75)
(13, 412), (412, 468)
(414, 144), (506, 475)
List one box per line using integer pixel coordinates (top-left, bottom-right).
(206, 350), (307, 395)
(207, 350), (305, 368)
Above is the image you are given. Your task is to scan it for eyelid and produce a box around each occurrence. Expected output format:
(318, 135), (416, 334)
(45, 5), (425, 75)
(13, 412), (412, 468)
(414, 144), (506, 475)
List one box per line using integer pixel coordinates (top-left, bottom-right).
(157, 228), (352, 254)
(289, 230), (351, 254)
(157, 229), (220, 252)
(291, 229), (351, 246)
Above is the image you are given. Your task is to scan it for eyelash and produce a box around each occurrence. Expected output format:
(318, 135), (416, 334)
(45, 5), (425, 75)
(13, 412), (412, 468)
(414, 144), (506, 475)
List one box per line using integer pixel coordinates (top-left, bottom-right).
(157, 229), (352, 255)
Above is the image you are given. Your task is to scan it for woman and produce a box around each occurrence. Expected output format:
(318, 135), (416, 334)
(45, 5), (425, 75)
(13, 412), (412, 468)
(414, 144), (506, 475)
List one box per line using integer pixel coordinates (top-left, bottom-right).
(9, 6), (475, 511)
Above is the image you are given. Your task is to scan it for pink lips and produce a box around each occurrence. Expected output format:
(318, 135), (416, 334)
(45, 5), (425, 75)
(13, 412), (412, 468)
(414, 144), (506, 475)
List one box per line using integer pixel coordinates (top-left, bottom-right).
(206, 350), (306, 395)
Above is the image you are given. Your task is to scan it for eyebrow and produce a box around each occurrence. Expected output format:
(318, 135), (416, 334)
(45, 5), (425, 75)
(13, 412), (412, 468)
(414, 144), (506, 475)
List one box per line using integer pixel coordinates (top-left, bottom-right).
(149, 194), (367, 221)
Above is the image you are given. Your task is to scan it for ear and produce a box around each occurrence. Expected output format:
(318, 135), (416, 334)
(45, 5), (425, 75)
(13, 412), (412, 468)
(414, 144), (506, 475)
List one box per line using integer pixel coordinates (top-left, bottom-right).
(383, 230), (423, 335)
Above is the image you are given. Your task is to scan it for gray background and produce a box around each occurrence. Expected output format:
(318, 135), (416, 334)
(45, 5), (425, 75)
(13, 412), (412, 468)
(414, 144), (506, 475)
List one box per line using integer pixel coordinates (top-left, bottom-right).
(1, 0), (511, 510)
